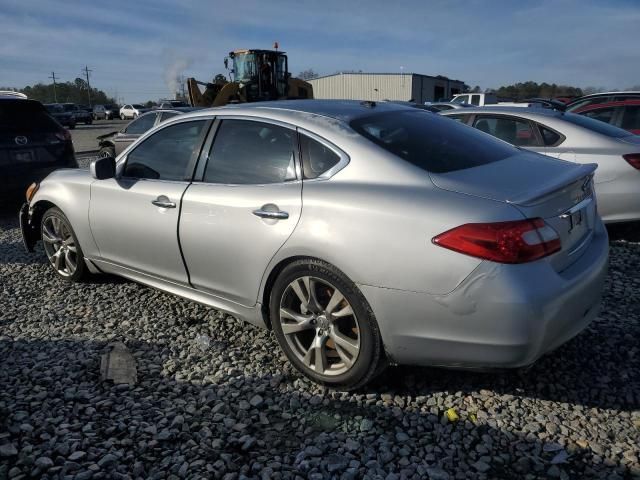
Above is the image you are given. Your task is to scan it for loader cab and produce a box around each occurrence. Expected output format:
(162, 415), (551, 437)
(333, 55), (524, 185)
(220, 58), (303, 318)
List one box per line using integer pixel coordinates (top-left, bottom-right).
(227, 49), (289, 102)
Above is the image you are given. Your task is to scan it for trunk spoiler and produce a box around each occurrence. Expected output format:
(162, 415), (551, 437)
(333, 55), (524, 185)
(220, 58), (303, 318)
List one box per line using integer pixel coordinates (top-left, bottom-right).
(508, 163), (597, 206)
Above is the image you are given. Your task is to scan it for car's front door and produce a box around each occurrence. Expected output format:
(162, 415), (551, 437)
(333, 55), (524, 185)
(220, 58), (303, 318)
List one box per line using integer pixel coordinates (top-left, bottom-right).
(114, 112), (159, 155)
(179, 118), (302, 306)
(89, 118), (210, 283)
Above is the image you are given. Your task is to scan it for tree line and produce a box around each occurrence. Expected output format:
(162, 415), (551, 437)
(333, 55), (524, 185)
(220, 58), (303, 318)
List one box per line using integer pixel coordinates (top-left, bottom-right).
(2, 79), (115, 105)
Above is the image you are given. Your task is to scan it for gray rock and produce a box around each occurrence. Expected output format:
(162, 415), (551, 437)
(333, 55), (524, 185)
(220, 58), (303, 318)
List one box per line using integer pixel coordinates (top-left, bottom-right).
(472, 461), (490, 473)
(0, 444), (18, 457)
(249, 395), (263, 407)
(97, 453), (118, 468)
(35, 457), (54, 469)
(426, 467), (450, 480)
(68, 451), (86, 461)
(360, 419), (374, 432)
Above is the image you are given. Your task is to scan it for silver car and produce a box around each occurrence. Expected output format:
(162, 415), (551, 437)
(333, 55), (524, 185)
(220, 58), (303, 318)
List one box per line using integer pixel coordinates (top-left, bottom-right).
(19, 101), (608, 389)
(440, 106), (640, 223)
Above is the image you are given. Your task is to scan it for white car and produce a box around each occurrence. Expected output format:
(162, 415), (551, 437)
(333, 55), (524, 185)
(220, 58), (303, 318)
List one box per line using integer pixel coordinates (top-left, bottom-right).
(119, 104), (149, 120)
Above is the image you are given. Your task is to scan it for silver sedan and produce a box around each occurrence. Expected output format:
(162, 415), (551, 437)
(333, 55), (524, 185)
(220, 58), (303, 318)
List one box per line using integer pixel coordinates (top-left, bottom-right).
(440, 106), (640, 223)
(20, 101), (608, 389)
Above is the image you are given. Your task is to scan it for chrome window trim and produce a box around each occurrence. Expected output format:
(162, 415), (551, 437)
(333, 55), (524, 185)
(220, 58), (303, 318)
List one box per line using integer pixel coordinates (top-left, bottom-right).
(296, 127), (350, 181)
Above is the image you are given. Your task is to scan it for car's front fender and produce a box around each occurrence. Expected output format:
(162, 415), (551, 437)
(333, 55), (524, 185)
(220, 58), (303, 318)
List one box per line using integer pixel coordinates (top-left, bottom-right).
(26, 169), (99, 257)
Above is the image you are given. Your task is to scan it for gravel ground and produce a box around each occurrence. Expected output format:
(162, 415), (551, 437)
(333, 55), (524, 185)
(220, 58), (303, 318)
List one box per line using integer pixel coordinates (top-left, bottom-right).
(0, 204), (638, 480)
(69, 120), (128, 154)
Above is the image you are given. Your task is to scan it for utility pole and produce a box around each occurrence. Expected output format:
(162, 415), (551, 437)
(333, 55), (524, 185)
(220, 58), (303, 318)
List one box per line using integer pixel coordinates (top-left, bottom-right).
(83, 65), (92, 107)
(48, 71), (58, 103)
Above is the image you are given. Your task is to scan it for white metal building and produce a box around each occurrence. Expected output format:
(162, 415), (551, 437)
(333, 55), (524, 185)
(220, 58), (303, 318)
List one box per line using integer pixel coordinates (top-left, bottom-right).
(308, 72), (466, 103)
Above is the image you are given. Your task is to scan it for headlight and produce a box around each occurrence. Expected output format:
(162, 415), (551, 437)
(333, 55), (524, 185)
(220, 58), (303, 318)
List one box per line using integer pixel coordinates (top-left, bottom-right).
(26, 182), (40, 202)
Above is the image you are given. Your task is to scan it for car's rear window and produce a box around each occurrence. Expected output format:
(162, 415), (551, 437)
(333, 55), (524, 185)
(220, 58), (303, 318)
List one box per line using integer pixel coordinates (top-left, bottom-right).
(0, 100), (60, 132)
(564, 112), (632, 138)
(350, 110), (518, 173)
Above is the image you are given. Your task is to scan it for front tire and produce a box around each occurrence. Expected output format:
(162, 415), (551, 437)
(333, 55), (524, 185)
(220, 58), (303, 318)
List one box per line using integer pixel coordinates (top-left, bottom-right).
(41, 207), (87, 282)
(120, 114), (126, 120)
(98, 145), (115, 159)
(270, 259), (384, 390)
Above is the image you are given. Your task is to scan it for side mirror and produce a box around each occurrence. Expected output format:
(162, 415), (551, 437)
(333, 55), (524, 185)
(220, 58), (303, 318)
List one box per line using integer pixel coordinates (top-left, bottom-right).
(90, 156), (116, 180)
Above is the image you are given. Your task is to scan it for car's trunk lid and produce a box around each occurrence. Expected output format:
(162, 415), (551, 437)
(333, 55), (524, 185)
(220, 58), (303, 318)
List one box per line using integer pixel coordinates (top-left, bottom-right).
(430, 152), (598, 271)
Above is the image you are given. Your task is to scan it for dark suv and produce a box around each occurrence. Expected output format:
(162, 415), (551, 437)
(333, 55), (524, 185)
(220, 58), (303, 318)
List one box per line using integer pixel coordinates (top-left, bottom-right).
(45, 104), (76, 129)
(1, 98), (78, 198)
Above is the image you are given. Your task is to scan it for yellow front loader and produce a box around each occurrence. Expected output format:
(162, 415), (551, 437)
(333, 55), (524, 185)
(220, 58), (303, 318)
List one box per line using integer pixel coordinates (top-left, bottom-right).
(187, 49), (313, 107)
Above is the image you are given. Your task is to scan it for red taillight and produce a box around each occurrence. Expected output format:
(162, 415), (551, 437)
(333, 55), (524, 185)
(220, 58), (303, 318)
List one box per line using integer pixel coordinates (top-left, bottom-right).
(55, 129), (72, 142)
(432, 218), (561, 264)
(623, 153), (640, 170)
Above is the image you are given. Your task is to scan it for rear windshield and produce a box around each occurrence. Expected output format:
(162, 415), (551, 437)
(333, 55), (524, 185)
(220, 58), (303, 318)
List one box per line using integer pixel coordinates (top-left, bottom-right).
(132, 104), (143, 108)
(350, 110), (518, 173)
(563, 112), (632, 138)
(1, 100), (61, 131)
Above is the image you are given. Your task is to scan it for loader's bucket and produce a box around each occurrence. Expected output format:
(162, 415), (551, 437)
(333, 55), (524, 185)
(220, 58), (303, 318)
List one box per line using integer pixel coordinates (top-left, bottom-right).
(187, 78), (205, 107)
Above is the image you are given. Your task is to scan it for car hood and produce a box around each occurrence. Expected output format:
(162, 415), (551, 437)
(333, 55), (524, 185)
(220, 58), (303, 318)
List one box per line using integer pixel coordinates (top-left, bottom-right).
(96, 131), (118, 140)
(429, 151), (596, 205)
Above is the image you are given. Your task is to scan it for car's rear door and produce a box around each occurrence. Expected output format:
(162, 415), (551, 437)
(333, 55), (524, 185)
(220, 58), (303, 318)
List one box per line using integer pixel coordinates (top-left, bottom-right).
(89, 118), (210, 283)
(179, 117), (302, 307)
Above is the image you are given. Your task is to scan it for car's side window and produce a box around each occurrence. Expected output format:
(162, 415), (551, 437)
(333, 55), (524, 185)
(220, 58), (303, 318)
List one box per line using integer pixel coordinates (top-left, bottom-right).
(621, 106), (640, 131)
(203, 119), (297, 185)
(470, 95), (481, 106)
(159, 111), (179, 123)
(472, 116), (540, 147)
(125, 114), (157, 135)
(299, 134), (340, 179)
(582, 107), (615, 125)
(539, 126), (562, 146)
(122, 120), (207, 181)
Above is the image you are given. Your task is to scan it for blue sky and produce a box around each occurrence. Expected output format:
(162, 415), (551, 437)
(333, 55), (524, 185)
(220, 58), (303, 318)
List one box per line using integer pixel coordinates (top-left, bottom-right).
(1, 0), (639, 102)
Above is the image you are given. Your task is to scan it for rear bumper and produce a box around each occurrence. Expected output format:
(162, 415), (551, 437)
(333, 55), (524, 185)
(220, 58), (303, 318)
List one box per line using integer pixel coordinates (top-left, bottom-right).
(361, 220), (609, 368)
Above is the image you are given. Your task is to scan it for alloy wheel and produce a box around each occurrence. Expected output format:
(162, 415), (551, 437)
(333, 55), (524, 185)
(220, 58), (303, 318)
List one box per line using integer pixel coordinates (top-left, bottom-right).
(279, 276), (360, 376)
(42, 215), (78, 277)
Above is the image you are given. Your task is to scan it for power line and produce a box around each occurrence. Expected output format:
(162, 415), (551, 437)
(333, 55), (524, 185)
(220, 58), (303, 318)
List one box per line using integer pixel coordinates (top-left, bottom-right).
(48, 72), (58, 102)
(82, 65), (92, 107)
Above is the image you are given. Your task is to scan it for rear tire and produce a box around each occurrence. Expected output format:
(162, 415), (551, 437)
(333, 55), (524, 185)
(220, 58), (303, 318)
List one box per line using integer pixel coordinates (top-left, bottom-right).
(41, 207), (87, 282)
(270, 259), (384, 390)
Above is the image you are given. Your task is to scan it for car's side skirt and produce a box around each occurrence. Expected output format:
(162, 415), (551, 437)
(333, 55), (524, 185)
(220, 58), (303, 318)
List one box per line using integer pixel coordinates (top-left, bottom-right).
(89, 258), (267, 329)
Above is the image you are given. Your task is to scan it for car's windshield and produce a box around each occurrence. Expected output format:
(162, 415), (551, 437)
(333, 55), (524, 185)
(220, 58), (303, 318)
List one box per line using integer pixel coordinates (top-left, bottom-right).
(62, 104), (75, 112)
(351, 110), (517, 174)
(233, 53), (257, 83)
(45, 104), (63, 113)
(132, 104), (144, 109)
(564, 112), (632, 138)
(451, 96), (467, 104)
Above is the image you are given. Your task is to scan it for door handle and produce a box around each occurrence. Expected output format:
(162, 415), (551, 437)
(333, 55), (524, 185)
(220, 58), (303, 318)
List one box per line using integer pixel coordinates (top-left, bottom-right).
(252, 209), (289, 220)
(151, 196), (176, 208)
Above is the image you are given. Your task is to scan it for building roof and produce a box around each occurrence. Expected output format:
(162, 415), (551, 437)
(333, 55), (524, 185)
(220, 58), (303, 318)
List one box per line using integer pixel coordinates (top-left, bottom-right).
(309, 72), (466, 84)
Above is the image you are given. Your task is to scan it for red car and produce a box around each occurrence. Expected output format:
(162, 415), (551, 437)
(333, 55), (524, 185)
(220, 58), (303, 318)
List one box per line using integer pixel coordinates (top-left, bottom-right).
(573, 99), (640, 135)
